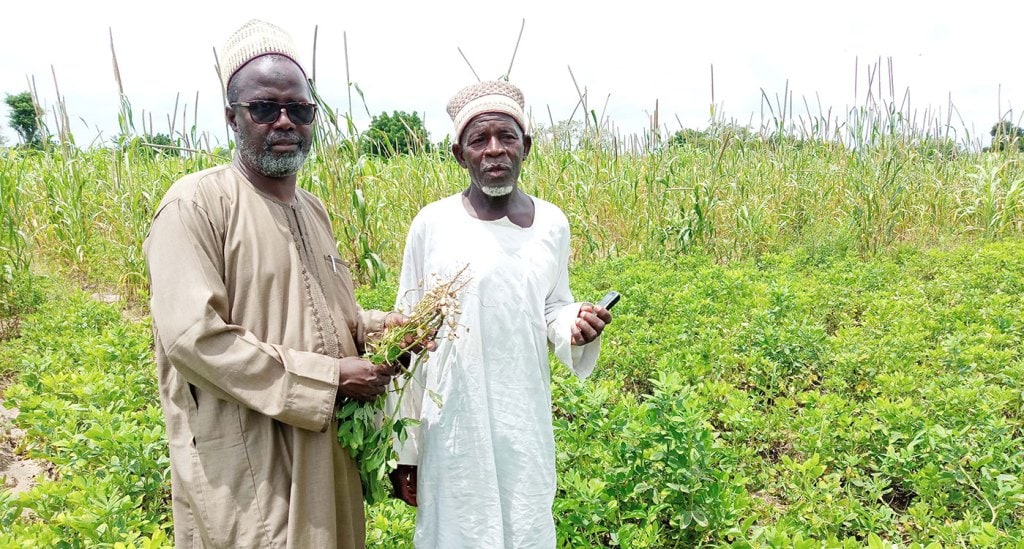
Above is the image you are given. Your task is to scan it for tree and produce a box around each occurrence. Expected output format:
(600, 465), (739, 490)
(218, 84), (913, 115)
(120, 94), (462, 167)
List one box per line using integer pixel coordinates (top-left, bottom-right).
(4, 92), (43, 147)
(141, 133), (177, 157)
(361, 111), (429, 157)
(989, 121), (1024, 152)
(112, 133), (181, 159)
(668, 128), (716, 150)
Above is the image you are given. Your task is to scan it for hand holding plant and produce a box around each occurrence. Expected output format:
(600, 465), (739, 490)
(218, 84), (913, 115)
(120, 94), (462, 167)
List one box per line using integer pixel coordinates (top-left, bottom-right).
(336, 265), (470, 504)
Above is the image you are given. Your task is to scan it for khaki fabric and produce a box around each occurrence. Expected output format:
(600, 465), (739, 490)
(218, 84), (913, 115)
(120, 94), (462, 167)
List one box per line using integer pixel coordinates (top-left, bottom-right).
(144, 163), (387, 548)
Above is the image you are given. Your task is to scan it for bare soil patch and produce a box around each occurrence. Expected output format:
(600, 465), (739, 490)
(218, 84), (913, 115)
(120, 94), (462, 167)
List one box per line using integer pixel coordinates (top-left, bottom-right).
(0, 377), (51, 494)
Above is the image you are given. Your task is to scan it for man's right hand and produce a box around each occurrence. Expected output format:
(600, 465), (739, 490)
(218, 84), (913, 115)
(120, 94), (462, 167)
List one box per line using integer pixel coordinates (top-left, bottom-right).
(389, 464), (418, 506)
(336, 357), (397, 402)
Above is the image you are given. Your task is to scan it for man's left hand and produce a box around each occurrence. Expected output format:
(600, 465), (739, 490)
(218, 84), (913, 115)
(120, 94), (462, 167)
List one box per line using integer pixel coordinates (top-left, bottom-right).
(384, 312), (438, 361)
(571, 303), (612, 345)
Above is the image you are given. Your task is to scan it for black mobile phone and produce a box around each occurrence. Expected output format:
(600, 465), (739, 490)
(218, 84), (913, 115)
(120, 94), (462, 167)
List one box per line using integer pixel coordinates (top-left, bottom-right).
(597, 290), (621, 310)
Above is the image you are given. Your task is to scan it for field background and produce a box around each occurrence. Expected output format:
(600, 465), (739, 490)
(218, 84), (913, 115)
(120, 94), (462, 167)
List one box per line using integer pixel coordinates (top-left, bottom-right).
(1, 81), (1023, 548)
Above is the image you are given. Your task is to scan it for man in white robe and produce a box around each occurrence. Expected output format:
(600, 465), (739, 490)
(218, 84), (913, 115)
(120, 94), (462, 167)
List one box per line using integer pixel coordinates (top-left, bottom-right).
(388, 80), (613, 548)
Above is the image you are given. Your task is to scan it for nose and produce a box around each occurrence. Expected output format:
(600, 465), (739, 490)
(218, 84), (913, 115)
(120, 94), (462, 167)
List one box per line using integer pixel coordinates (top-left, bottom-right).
(483, 135), (503, 155)
(272, 107), (296, 129)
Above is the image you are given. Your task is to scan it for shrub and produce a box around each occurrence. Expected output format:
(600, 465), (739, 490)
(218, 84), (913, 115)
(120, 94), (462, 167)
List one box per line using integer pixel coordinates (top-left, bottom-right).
(361, 111), (429, 158)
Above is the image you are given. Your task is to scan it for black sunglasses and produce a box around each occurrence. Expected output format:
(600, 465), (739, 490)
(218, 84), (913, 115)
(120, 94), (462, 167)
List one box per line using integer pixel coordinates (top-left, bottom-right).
(230, 101), (318, 125)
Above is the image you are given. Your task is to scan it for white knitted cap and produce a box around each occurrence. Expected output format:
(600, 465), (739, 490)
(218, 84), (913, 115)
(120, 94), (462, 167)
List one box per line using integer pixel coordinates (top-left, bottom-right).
(447, 80), (528, 141)
(219, 19), (306, 91)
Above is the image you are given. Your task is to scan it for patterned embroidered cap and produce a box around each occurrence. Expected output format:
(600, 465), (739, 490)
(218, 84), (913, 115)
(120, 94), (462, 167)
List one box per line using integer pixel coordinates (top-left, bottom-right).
(219, 19), (306, 91)
(447, 80), (527, 141)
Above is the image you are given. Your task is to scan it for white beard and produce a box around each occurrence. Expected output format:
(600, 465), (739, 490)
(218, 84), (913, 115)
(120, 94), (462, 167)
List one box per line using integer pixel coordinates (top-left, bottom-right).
(480, 184), (514, 197)
(237, 133), (310, 178)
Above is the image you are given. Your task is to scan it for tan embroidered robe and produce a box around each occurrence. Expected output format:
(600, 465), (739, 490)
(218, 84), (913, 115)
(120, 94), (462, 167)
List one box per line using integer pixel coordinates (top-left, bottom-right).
(144, 162), (386, 548)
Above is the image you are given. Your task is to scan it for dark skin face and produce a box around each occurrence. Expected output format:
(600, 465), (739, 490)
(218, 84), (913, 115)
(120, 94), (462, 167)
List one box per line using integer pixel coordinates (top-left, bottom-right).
(225, 55), (313, 203)
(452, 112), (535, 228)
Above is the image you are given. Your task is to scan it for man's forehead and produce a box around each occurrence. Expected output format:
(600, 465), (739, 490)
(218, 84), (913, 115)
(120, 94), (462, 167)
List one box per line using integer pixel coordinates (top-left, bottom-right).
(234, 55), (305, 82)
(232, 56), (310, 97)
(464, 112), (523, 133)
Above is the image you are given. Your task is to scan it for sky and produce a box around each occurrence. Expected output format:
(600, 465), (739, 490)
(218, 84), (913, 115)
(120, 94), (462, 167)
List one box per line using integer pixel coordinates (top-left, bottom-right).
(2, 0), (1021, 150)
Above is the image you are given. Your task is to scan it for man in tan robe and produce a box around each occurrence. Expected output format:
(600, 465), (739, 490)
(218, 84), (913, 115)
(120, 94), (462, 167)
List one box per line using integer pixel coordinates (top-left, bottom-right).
(144, 20), (401, 548)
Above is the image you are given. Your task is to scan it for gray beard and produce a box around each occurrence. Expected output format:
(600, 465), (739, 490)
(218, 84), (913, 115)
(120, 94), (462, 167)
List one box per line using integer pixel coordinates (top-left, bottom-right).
(237, 135), (310, 178)
(480, 184), (514, 197)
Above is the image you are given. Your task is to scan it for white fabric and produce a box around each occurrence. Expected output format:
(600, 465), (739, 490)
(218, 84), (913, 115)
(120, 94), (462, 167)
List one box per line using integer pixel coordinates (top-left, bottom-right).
(390, 193), (600, 549)
(219, 19), (305, 90)
(451, 94), (529, 140)
(446, 80), (528, 140)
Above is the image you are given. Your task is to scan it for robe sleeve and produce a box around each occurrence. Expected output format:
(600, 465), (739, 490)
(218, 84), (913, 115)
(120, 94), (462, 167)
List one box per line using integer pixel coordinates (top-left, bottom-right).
(388, 218), (427, 465)
(358, 309), (389, 352)
(545, 217), (601, 379)
(146, 198), (341, 433)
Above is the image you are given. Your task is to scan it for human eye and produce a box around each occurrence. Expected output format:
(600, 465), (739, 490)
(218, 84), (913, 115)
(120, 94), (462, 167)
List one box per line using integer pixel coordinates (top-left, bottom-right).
(248, 101), (280, 120)
(285, 102), (317, 124)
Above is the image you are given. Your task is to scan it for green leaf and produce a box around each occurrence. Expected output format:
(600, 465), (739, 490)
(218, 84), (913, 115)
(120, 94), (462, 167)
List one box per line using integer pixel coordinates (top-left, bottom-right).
(691, 509), (708, 528)
(428, 390), (444, 409)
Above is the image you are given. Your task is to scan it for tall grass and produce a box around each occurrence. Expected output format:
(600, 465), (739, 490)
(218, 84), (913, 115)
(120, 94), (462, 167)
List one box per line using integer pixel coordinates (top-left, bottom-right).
(0, 54), (1021, 300)
(0, 150), (33, 276)
(0, 149), (38, 339)
(0, 106), (1022, 301)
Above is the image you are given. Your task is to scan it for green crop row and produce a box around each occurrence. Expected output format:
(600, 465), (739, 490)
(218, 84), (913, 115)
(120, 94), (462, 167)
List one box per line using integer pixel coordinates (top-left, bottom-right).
(0, 283), (170, 547)
(4, 238), (1020, 547)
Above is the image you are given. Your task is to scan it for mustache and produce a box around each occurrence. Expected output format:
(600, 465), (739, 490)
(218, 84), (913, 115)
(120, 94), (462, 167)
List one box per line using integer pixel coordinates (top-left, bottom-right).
(266, 133), (304, 146)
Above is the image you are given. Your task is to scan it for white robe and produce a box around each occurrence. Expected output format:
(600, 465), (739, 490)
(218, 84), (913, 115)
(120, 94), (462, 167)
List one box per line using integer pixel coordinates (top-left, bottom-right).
(391, 193), (601, 549)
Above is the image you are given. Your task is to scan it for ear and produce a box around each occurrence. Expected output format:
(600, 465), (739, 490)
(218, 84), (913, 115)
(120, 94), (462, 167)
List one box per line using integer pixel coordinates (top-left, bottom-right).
(226, 105), (239, 132)
(451, 142), (468, 169)
(522, 133), (532, 158)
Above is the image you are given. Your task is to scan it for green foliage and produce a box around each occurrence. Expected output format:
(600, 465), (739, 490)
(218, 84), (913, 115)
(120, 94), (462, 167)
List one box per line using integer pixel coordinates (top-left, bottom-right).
(956, 156), (1024, 238)
(0, 151), (33, 276)
(3, 92), (43, 148)
(340, 267), (467, 505)
(0, 269), (41, 341)
(361, 111), (429, 158)
(989, 121), (1024, 152)
(0, 287), (171, 547)
(561, 239), (1024, 546)
(335, 398), (404, 505)
(668, 127), (717, 150)
(117, 133), (178, 158)
(345, 278), (417, 549)
(0, 141), (215, 299)
(553, 375), (750, 547)
(4, 85), (1024, 547)
(0, 150), (39, 339)
(3, 236), (1024, 547)
(6, 112), (1024, 296)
